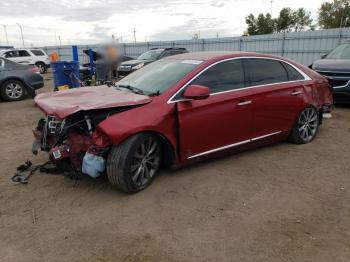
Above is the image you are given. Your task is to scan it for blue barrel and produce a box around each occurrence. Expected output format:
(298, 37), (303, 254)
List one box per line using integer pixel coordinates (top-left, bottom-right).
(51, 61), (80, 90)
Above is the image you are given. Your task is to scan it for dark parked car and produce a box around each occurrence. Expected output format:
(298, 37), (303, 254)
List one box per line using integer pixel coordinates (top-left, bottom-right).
(312, 42), (350, 104)
(0, 57), (44, 101)
(32, 52), (332, 193)
(117, 47), (188, 76)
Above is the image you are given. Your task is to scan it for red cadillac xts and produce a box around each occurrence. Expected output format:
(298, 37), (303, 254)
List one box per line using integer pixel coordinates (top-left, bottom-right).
(33, 52), (333, 193)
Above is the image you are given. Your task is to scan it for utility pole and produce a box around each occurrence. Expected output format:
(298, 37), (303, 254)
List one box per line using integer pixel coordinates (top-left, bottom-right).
(270, 0), (273, 16)
(3, 25), (9, 46)
(16, 23), (25, 47)
(58, 35), (62, 46)
(133, 27), (136, 43)
(54, 30), (58, 45)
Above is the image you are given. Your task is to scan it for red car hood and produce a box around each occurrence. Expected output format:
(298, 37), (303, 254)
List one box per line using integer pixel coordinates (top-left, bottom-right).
(34, 86), (152, 119)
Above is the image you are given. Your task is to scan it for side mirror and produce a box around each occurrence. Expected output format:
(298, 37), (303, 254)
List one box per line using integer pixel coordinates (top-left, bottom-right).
(182, 84), (210, 100)
(321, 53), (328, 59)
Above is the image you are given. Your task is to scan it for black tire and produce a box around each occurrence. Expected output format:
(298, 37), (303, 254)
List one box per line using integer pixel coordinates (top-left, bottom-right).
(0, 80), (26, 102)
(35, 62), (47, 74)
(289, 106), (319, 144)
(107, 133), (162, 193)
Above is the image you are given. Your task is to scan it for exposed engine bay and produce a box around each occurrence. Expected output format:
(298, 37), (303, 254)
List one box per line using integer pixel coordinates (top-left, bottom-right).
(32, 107), (132, 178)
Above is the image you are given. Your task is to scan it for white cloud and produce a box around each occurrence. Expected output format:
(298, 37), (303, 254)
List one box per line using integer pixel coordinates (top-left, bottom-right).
(0, 0), (323, 47)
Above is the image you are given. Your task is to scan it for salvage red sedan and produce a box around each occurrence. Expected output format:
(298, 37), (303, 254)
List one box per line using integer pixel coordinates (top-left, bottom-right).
(33, 52), (333, 193)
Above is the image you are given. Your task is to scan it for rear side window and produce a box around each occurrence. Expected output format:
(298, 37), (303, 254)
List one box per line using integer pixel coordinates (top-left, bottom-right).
(31, 50), (45, 56)
(191, 59), (244, 93)
(245, 58), (289, 86)
(282, 62), (304, 81)
(18, 50), (30, 57)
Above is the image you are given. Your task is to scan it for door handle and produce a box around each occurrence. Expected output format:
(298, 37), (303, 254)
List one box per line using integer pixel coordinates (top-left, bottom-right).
(291, 90), (302, 96)
(237, 100), (252, 106)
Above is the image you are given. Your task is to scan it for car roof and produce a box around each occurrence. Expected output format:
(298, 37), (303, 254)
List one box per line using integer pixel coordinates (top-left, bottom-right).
(149, 47), (187, 51)
(164, 51), (278, 61)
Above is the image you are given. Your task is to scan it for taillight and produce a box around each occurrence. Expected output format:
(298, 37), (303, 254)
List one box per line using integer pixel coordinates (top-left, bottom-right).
(91, 129), (111, 148)
(30, 66), (40, 74)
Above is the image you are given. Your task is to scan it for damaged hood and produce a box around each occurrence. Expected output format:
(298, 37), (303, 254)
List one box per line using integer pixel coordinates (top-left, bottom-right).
(34, 86), (152, 119)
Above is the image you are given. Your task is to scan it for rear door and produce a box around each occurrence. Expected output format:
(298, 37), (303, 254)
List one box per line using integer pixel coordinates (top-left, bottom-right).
(175, 59), (254, 160)
(244, 58), (308, 139)
(15, 50), (34, 65)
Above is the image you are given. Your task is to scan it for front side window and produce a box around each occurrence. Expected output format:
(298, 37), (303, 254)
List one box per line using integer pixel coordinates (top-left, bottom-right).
(245, 58), (289, 86)
(191, 59), (245, 94)
(18, 50), (30, 57)
(0, 58), (4, 67)
(159, 51), (172, 58)
(4, 51), (18, 58)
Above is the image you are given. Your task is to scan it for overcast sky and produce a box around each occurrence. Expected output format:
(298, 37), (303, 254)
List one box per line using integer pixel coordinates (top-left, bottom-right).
(0, 0), (324, 47)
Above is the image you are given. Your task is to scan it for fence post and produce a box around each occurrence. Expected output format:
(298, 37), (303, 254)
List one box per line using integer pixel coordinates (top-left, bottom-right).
(239, 37), (243, 51)
(123, 43), (126, 56)
(201, 39), (205, 51)
(338, 28), (343, 45)
(281, 32), (286, 57)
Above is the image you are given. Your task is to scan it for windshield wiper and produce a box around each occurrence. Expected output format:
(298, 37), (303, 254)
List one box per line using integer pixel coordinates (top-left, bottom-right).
(148, 90), (161, 96)
(115, 84), (144, 95)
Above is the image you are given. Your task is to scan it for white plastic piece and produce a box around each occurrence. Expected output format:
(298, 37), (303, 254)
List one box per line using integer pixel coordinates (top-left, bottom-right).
(82, 152), (106, 178)
(323, 113), (332, 119)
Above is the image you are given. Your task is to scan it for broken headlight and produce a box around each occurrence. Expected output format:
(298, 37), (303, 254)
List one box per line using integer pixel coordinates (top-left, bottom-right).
(47, 116), (65, 135)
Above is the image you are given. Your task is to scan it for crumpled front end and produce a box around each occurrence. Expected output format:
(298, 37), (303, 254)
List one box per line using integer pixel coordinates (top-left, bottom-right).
(32, 113), (111, 178)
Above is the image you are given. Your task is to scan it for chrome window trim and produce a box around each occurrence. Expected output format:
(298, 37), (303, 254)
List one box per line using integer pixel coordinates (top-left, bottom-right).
(168, 56), (311, 104)
(316, 70), (350, 74)
(187, 131), (282, 159)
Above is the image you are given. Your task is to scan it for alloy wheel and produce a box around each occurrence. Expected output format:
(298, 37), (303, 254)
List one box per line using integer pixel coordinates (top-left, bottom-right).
(298, 107), (318, 142)
(5, 82), (23, 99)
(38, 64), (45, 74)
(130, 137), (160, 187)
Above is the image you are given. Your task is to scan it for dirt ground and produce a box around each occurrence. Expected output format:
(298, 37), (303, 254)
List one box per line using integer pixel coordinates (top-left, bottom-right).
(1, 75), (350, 262)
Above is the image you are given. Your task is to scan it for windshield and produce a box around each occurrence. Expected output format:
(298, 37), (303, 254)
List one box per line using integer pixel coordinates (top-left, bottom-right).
(116, 60), (202, 95)
(137, 50), (163, 60)
(326, 44), (350, 59)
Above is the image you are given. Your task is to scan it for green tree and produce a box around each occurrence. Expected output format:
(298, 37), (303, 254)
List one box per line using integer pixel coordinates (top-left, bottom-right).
(245, 7), (313, 35)
(276, 8), (295, 32)
(245, 14), (259, 35)
(294, 8), (313, 32)
(319, 0), (350, 29)
(256, 13), (275, 34)
(245, 13), (275, 35)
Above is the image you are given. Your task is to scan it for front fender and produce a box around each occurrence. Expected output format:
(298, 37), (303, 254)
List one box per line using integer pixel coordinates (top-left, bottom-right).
(97, 101), (178, 153)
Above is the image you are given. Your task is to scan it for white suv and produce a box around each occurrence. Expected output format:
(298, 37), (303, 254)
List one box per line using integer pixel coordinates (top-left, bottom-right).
(0, 48), (50, 74)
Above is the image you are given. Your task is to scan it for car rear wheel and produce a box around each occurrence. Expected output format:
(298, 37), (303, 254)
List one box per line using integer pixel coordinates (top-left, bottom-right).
(107, 133), (162, 193)
(289, 106), (319, 144)
(35, 62), (47, 74)
(0, 80), (26, 102)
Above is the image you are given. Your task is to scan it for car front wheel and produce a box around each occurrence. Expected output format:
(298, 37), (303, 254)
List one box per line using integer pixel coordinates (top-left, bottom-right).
(289, 106), (319, 144)
(107, 133), (162, 193)
(0, 80), (26, 102)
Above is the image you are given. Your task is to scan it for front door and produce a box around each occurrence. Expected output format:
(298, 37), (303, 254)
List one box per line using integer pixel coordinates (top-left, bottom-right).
(175, 59), (253, 160)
